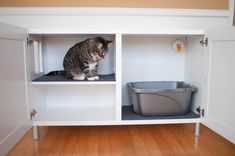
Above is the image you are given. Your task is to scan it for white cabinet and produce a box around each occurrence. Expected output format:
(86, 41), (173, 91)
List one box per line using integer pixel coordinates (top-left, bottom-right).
(202, 28), (235, 144)
(0, 23), (235, 155)
(0, 23), (31, 155)
(27, 34), (118, 126)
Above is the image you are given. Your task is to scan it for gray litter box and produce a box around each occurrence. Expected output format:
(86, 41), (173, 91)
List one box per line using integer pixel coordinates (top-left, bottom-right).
(127, 81), (197, 116)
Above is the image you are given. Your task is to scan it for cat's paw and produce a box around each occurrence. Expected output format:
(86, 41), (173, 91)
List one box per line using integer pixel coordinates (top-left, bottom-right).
(87, 76), (99, 81)
(73, 74), (86, 80)
(94, 76), (99, 80)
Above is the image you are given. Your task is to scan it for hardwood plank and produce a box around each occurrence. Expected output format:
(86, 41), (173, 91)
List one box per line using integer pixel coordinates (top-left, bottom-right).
(47, 127), (70, 155)
(128, 125), (149, 156)
(158, 125), (195, 156)
(148, 125), (176, 156)
(60, 127), (78, 155)
(73, 127), (90, 156)
(99, 126), (112, 156)
(86, 126), (100, 156)
(38, 126), (60, 155)
(7, 124), (235, 156)
(138, 125), (163, 156)
(166, 124), (200, 156)
(119, 126), (137, 156)
(197, 125), (235, 156)
(109, 126), (124, 156)
(8, 126), (49, 156)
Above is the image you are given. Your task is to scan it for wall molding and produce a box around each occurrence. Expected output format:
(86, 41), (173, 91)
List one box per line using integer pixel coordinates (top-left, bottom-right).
(0, 0), (229, 9)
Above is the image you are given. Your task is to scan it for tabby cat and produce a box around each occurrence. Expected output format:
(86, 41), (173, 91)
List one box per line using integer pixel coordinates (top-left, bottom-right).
(47, 37), (112, 80)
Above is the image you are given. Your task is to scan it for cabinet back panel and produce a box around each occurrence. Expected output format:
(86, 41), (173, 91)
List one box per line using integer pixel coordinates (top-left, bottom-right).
(122, 36), (185, 105)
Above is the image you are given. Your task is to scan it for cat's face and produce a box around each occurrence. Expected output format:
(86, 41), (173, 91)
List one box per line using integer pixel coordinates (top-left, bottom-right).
(94, 37), (112, 60)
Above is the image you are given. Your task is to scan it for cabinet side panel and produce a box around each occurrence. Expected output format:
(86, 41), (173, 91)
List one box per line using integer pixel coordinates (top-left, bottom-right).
(184, 36), (204, 112)
(115, 34), (122, 120)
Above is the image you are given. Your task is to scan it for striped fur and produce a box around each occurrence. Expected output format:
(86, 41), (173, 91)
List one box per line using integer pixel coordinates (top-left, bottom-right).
(47, 37), (112, 80)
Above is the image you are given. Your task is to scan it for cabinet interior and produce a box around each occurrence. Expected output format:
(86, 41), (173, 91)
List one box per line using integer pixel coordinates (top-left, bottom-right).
(122, 35), (204, 113)
(27, 33), (204, 124)
(29, 34), (116, 80)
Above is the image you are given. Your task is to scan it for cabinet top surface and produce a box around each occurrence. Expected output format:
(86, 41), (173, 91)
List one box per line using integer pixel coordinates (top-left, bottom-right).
(28, 29), (205, 36)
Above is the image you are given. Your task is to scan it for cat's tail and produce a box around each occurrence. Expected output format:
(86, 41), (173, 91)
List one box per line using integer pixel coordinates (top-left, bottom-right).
(46, 70), (73, 79)
(46, 70), (65, 76)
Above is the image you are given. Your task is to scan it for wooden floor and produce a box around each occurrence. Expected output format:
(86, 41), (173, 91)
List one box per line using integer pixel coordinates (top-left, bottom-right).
(8, 124), (235, 156)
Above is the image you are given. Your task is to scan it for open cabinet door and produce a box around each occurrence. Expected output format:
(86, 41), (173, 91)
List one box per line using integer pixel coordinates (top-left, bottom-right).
(0, 23), (31, 155)
(202, 27), (235, 144)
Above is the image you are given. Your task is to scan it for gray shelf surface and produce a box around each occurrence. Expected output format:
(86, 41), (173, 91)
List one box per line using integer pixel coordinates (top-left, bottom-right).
(33, 73), (115, 82)
(122, 106), (200, 120)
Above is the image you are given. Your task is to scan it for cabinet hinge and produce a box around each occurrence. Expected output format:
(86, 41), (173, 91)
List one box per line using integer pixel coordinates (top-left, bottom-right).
(30, 109), (37, 120)
(200, 37), (208, 47)
(196, 106), (205, 117)
(27, 37), (33, 46)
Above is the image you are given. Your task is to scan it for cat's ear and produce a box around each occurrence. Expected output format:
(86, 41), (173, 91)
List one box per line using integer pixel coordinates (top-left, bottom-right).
(106, 40), (112, 44)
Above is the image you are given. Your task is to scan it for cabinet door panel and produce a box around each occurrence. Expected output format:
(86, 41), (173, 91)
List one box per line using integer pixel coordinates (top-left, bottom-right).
(0, 23), (30, 155)
(203, 27), (235, 144)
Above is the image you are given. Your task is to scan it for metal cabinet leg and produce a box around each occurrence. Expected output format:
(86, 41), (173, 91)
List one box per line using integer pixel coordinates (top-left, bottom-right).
(194, 122), (200, 136)
(32, 126), (40, 140)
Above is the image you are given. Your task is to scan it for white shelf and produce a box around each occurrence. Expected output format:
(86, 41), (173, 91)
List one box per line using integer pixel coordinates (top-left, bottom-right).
(119, 118), (201, 125)
(28, 29), (205, 36)
(32, 106), (201, 126)
(122, 29), (205, 36)
(33, 106), (116, 126)
(31, 81), (116, 86)
(31, 74), (116, 85)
